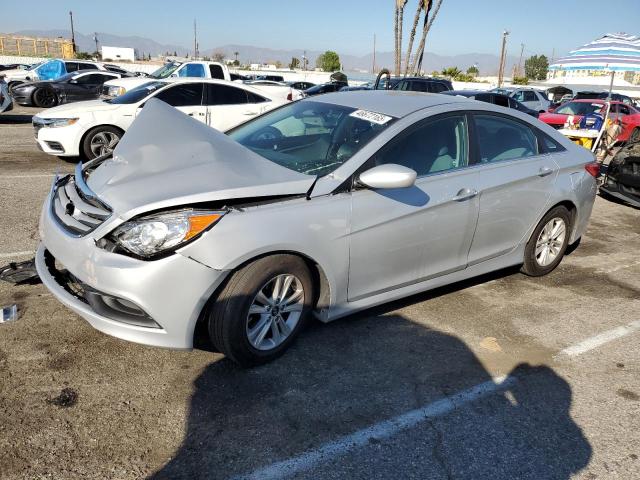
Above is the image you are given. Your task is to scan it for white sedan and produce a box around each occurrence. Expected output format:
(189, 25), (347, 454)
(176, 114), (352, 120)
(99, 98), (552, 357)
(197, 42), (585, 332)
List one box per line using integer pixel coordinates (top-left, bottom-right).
(33, 78), (288, 159)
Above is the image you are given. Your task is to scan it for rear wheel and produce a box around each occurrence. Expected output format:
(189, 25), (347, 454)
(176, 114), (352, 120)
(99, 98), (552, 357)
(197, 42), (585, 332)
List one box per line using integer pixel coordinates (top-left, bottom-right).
(209, 255), (314, 367)
(32, 87), (58, 108)
(82, 126), (122, 160)
(521, 206), (571, 276)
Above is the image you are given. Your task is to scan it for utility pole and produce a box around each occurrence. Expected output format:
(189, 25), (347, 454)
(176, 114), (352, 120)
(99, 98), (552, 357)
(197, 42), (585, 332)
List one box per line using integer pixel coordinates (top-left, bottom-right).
(94, 33), (99, 58)
(69, 11), (76, 55)
(372, 33), (376, 74)
(193, 19), (198, 59)
(517, 43), (524, 77)
(497, 30), (510, 87)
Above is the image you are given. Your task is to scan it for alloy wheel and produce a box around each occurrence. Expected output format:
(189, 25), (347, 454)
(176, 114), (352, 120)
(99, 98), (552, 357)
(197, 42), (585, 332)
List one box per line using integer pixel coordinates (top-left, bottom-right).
(246, 274), (305, 351)
(535, 217), (566, 267)
(89, 131), (120, 157)
(34, 89), (57, 108)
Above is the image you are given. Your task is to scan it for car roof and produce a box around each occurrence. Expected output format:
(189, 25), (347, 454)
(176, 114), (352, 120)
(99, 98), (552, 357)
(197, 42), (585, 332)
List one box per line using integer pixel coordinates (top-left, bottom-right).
(443, 90), (492, 97)
(309, 90), (468, 118)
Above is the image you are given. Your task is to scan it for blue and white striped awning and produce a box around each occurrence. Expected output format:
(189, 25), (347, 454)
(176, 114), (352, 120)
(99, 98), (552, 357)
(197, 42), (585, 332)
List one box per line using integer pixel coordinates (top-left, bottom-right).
(550, 33), (640, 72)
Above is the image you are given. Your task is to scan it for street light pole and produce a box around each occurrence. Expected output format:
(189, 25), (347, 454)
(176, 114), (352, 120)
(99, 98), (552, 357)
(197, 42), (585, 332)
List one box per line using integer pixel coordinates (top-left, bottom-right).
(69, 11), (76, 55)
(497, 30), (510, 87)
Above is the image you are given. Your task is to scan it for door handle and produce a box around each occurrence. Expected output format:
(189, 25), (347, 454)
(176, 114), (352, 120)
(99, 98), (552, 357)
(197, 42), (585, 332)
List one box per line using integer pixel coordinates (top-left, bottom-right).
(452, 188), (478, 202)
(538, 166), (554, 177)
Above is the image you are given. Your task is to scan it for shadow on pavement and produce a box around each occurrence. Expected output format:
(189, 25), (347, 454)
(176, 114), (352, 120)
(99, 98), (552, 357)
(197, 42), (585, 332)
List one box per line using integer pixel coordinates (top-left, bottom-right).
(0, 113), (33, 124)
(151, 285), (591, 479)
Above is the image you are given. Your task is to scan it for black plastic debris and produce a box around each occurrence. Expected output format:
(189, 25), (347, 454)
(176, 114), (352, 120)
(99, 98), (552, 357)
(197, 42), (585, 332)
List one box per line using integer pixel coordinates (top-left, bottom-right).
(0, 259), (41, 285)
(47, 388), (78, 408)
(0, 304), (18, 323)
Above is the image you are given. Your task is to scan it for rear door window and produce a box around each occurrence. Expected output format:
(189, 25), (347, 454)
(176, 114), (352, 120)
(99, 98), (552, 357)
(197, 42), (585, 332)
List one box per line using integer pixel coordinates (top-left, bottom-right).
(209, 64), (225, 79)
(523, 91), (537, 102)
(78, 63), (98, 70)
(64, 62), (80, 72)
(178, 64), (206, 78)
(154, 83), (204, 106)
(473, 114), (539, 163)
(205, 84), (249, 105)
(429, 82), (449, 93)
(492, 94), (509, 108)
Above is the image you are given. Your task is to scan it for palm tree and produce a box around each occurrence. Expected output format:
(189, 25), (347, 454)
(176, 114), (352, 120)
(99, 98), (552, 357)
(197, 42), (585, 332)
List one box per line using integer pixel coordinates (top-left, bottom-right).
(395, 0), (408, 75)
(403, 0), (428, 76)
(234, 51), (239, 63)
(410, 0), (444, 75)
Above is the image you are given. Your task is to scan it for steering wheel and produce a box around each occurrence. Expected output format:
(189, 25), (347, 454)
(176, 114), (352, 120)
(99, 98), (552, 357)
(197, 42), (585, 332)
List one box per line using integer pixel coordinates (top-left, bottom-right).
(250, 126), (283, 142)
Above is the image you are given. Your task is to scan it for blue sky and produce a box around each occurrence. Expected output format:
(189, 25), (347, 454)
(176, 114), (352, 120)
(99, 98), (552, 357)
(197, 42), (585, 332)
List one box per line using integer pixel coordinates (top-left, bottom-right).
(1, 0), (638, 57)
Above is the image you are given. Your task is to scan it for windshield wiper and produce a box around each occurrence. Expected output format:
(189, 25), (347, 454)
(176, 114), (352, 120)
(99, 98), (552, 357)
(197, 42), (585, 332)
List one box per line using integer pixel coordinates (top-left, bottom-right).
(305, 175), (320, 200)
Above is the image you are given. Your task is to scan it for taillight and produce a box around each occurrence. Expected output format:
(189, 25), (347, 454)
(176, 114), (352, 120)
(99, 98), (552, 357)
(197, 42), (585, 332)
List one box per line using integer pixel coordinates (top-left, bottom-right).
(287, 93), (293, 101)
(584, 162), (601, 178)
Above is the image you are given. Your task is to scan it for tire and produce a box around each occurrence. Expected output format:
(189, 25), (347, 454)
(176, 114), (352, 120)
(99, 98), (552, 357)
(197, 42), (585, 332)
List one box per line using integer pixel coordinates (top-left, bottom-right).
(521, 206), (571, 277)
(82, 126), (122, 160)
(209, 255), (314, 367)
(629, 128), (640, 145)
(32, 87), (58, 108)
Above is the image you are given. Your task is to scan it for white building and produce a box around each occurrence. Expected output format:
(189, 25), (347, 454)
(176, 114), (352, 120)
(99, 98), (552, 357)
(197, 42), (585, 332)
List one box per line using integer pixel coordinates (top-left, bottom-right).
(101, 46), (136, 63)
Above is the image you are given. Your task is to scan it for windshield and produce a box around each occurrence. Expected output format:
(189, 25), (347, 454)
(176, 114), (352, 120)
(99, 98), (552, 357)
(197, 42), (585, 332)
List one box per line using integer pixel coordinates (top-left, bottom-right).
(228, 101), (395, 176)
(555, 101), (604, 116)
(106, 81), (165, 104)
(150, 62), (182, 79)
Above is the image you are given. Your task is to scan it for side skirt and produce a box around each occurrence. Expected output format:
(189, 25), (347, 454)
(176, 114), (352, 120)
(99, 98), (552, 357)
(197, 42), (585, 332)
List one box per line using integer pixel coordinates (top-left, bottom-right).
(315, 245), (525, 323)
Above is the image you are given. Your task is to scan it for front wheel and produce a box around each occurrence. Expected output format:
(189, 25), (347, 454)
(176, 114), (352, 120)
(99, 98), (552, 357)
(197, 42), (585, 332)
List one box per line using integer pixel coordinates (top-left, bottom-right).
(521, 206), (571, 276)
(32, 87), (58, 108)
(209, 255), (314, 367)
(629, 128), (640, 144)
(82, 126), (122, 160)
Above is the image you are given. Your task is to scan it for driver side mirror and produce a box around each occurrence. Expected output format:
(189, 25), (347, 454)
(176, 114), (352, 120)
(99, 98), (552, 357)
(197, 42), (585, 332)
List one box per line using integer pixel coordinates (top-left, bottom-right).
(358, 164), (417, 190)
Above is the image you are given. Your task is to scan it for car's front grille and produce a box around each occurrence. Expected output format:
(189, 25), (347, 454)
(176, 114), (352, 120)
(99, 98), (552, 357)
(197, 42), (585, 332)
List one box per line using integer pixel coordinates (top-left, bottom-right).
(51, 168), (112, 236)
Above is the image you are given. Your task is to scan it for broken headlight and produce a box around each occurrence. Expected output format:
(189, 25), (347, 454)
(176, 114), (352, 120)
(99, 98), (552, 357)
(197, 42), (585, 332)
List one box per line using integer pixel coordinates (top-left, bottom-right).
(111, 209), (225, 258)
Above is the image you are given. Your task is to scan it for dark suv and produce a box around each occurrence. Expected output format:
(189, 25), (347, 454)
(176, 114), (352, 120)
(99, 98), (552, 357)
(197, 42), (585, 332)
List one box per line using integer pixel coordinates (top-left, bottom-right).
(392, 77), (453, 93)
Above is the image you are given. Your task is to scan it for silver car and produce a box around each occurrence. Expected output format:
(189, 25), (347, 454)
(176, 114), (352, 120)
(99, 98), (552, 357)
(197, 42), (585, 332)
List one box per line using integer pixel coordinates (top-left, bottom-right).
(36, 92), (598, 366)
(510, 88), (551, 113)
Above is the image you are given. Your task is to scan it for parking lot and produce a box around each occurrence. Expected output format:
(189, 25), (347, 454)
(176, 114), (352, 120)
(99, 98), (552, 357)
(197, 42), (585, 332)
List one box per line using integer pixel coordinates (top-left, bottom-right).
(0, 103), (639, 479)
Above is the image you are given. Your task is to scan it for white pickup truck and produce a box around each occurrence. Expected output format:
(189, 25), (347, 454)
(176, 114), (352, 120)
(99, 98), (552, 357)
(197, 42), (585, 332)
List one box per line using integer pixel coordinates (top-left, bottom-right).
(102, 60), (234, 97)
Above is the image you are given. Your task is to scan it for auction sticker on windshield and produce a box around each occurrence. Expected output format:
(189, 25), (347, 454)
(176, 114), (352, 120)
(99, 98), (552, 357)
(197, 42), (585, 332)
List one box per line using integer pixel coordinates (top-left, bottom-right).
(350, 109), (393, 125)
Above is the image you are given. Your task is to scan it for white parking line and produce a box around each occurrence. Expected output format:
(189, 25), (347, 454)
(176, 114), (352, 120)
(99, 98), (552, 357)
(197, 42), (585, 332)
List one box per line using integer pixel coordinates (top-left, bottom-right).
(234, 375), (515, 480)
(556, 320), (640, 357)
(0, 251), (34, 259)
(236, 321), (640, 480)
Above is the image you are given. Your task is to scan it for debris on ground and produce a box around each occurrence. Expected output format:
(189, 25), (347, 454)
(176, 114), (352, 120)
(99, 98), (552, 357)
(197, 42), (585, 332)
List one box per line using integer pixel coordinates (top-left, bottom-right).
(0, 304), (19, 324)
(47, 388), (78, 408)
(0, 259), (41, 285)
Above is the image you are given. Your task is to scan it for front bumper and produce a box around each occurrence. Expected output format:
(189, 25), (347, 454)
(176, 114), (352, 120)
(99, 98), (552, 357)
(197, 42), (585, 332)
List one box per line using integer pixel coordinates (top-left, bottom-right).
(34, 122), (83, 157)
(36, 181), (230, 349)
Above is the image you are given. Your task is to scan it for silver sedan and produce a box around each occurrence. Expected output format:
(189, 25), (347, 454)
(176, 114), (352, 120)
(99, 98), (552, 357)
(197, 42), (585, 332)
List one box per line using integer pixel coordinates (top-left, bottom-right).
(36, 91), (598, 366)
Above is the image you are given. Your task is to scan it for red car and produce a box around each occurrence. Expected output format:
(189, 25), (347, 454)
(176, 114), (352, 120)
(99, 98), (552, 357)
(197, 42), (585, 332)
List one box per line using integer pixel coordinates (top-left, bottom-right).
(539, 99), (640, 143)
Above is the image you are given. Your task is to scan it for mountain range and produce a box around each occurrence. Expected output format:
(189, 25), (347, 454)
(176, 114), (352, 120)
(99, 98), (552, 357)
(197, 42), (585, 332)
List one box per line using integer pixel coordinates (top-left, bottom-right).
(14, 29), (520, 75)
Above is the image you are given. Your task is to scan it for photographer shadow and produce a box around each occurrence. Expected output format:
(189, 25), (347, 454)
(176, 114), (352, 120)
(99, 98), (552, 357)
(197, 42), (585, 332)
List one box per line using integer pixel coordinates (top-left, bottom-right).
(150, 286), (591, 479)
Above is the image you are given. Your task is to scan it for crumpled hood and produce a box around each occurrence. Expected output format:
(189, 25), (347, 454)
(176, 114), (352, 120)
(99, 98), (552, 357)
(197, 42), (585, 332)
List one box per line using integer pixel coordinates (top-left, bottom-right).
(87, 98), (314, 216)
